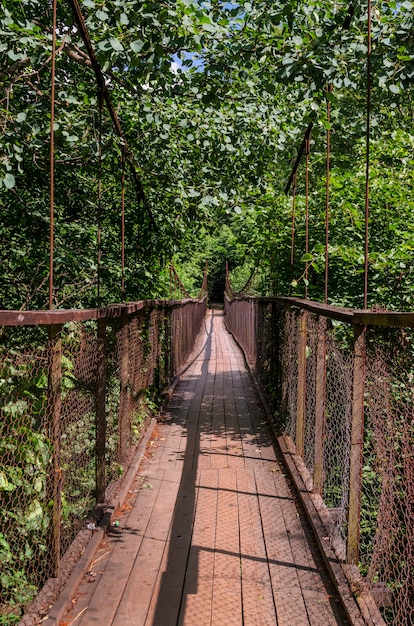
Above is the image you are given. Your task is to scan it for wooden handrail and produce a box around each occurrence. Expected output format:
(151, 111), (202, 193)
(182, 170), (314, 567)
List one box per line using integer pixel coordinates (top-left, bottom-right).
(0, 295), (207, 327)
(225, 293), (414, 328)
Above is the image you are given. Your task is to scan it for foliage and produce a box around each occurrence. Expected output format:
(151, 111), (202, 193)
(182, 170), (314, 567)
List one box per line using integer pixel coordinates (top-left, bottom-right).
(0, 3), (414, 621)
(0, 358), (51, 616)
(1, 0), (413, 309)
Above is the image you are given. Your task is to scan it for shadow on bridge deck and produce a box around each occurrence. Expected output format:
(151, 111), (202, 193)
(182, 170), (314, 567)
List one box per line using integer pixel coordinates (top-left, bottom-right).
(60, 310), (354, 626)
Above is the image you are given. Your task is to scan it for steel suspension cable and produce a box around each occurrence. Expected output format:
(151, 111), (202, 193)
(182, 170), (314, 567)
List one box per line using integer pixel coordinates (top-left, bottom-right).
(97, 95), (103, 307)
(305, 134), (311, 299)
(364, 0), (372, 309)
(49, 0), (58, 310)
(325, 84), (332, 305)
(121, 144), (126, 303)
(289, 173), (297, 294)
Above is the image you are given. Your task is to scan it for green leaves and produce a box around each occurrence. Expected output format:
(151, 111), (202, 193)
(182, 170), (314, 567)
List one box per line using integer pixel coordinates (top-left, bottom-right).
(2, 173), (16, 189)
(130, 39), (144, 53)
(0, 0), (413, 310)
(110, 38), (123, 52)
(96, 9), (109, 21)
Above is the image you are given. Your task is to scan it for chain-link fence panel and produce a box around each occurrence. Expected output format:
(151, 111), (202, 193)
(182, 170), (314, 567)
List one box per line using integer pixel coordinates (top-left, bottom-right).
(363, 327), (414, 625)
(0, 297), (207, 622)
(0, 327), (53, 620)
(224, 295), (414, 625)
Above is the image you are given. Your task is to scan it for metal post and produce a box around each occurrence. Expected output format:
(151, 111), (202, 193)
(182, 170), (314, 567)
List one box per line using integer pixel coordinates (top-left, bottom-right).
(118, 310), (130, 462)
(96, 318), (107, 502)
(347, 324), (366, 563)
(48, 324), (62, 576)
(296, 310), (308, 456)
(313, 316), (327, 494)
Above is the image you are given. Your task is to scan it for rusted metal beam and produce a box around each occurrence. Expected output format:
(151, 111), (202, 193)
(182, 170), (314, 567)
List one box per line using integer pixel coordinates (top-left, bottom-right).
(1, 296), (412, 328)
(118, 311), (130, 463)
(313, 316), (327, 495)
(353, 311), (414, 327)
(47, 324), (62, 576)
(96, 318), (107, 503)
(296, 311), (308, 456)
(276, 298), (414, 328)
(347, 324), (366, 564)
(284, 123), (313, 196)
(276, 297), (355, 323)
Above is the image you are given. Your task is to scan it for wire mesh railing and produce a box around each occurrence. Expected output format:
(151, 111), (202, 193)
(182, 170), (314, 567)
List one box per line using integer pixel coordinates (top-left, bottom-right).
(224, 293), (414, 626)
(0, 296), (206, 622)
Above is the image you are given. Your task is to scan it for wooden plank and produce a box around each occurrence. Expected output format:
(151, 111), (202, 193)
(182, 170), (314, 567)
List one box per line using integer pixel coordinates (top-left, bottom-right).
(254, 466), (309, 625)
(145, 469), (198, 625)
(278, 435), (366, 625)
(210, 374), (227, 469)
(211, 467), (243, 626)
(233, 377), (262, 469)
(264, 459), (351, 625)
(267, 462), (344, 626)
(111, 469), (183, 626)
(178, 469), (219, 626)
(77, 472), (167, 625)
(237, 468), (277, 625)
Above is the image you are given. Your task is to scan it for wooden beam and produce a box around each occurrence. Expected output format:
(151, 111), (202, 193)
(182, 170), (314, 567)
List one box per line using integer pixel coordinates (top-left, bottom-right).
(353, 311), (414, 327)
(276, 297), (354, 323)
(284, 123), (314, 195)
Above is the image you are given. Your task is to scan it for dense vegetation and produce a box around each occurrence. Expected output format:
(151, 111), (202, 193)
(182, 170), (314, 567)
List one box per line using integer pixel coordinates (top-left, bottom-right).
(1, 0), (413, 310)
(1, 2), (413, 621)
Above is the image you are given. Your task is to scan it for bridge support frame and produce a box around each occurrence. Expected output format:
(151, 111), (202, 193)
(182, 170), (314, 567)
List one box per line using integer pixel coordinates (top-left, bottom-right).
(347, 324), (366, 564)
(96, 318), (107, 503)
(296, 310), (308, 457)
(313, 316), (327, 495)
(47, 324), (62, 577)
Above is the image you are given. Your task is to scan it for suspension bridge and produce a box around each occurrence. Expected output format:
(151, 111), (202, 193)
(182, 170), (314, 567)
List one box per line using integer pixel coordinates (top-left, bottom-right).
(1, 1), (414, 625)
(1, 277), (413, 625)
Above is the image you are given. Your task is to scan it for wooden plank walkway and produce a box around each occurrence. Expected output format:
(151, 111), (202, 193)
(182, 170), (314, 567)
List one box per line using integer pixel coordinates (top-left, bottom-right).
(63, 310), (352, 626)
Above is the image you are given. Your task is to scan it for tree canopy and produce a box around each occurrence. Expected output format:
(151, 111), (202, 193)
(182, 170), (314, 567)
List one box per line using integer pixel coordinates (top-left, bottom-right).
(1, 0), (413, 309)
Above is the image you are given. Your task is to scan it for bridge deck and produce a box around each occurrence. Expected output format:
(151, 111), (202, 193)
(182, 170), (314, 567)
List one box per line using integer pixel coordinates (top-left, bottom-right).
(64, 310), (351, 625)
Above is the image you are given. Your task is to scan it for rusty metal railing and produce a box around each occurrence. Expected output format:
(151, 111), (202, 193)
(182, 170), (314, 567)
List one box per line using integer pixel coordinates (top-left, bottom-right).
(0, 296), (206, 622)
(225, 293), (414, 626)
